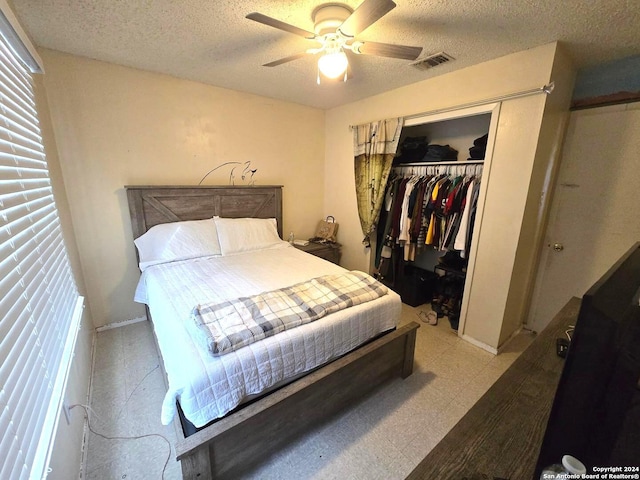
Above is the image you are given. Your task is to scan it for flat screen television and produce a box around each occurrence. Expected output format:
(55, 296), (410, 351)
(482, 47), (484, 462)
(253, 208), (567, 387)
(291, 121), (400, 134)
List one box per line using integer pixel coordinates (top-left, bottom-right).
(534, 243), (640, 477)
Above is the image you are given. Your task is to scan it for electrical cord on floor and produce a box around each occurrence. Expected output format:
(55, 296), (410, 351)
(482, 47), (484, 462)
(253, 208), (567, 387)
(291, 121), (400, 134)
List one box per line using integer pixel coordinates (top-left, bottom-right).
(70, 404), (171, 479)
(113, 364), (160, 420)
(70, 363), (171, 479)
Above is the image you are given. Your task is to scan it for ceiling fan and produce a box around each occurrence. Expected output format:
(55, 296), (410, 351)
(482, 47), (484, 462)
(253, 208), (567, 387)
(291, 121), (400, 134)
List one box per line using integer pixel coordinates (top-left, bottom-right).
(246, 0), (423, 83)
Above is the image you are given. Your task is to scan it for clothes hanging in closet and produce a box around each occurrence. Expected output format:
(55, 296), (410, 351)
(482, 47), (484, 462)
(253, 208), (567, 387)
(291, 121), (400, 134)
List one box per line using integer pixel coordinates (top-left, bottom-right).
(375, 165), (482, 272)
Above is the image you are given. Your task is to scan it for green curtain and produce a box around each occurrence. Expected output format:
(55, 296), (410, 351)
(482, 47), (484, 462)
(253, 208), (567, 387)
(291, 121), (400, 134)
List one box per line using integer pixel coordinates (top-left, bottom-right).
(353, 118), (403, 247)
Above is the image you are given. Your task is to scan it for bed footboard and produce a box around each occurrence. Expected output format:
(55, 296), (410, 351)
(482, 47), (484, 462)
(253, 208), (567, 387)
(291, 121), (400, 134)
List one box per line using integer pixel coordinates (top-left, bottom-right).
(175, 321), (419, 479)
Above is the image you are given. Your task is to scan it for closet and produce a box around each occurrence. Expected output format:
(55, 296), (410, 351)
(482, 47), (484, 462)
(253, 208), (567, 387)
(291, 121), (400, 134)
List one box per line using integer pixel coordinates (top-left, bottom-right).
(373, 104), (499, 334)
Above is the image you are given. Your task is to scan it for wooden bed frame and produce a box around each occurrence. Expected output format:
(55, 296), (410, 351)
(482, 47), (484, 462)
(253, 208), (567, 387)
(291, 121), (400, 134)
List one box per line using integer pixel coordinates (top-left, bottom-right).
(125, 185), (419, 479)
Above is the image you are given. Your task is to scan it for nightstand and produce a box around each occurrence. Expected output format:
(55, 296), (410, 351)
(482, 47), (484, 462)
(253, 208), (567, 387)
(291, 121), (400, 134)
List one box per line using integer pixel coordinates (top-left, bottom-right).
(293, 242), (342, 265)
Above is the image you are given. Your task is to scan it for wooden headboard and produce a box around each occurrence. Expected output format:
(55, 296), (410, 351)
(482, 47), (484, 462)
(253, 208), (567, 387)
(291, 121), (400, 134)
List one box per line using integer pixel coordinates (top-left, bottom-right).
(125, 185), (284, 239)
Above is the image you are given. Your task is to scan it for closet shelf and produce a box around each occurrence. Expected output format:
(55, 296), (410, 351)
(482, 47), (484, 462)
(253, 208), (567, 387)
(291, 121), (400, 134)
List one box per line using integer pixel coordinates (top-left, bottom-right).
(394, 160), (484, 167)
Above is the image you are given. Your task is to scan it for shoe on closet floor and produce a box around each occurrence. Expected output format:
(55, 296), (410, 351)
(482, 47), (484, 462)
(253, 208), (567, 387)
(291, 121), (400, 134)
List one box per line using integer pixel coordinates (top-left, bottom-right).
(417, 310), (438, 326)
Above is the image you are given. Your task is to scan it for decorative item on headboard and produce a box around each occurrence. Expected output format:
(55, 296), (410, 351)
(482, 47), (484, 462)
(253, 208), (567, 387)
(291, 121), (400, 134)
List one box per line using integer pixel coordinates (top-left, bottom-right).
(198, 160), (258, 186)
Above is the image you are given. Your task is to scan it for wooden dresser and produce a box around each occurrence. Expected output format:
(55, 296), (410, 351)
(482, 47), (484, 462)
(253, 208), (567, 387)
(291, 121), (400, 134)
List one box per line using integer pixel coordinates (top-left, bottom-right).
(407, 297), (581, 480)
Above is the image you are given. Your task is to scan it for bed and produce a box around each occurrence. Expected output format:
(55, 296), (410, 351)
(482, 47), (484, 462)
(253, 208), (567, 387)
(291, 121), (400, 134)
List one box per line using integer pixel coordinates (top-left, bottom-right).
(126, 185), (419, 479)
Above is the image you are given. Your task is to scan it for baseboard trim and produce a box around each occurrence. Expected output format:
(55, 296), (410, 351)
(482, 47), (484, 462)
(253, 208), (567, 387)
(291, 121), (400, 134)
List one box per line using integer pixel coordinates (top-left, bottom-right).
(96, 316), (147, 332)
(496, 325), (525, 354)
(461, 333), (499, 355)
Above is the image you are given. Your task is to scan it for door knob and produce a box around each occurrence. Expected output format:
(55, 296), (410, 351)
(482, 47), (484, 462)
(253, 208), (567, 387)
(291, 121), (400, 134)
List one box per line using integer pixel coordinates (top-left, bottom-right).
(553, 243), (564, 252)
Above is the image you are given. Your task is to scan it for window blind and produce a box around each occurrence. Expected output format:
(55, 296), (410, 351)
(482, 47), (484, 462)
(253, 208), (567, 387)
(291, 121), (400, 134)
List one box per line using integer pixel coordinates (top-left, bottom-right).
(0, 26), (81, 480)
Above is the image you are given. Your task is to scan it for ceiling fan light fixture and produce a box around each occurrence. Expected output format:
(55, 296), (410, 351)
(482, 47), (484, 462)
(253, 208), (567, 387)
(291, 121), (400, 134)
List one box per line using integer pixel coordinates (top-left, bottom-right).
(247, 0), (422, 83)
(318, 50), (348, 78)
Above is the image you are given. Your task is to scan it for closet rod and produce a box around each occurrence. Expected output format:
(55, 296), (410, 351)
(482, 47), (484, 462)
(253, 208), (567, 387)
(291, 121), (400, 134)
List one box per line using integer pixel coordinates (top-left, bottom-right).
(393, 160), (484, 167)
(349, 82), (554, 130)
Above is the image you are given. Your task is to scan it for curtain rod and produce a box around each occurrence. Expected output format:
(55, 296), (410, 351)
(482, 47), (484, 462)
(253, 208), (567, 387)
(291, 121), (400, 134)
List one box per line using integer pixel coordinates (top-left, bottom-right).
(349, 82), (554, 130)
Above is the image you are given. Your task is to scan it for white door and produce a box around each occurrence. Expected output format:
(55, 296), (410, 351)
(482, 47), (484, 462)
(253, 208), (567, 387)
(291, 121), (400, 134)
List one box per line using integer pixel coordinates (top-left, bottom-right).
(527, 103), (640, 333)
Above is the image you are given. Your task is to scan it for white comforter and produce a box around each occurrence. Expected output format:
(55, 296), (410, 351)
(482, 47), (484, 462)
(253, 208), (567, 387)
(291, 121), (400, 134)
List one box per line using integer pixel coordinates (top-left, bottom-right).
(135, 243), (401, 427)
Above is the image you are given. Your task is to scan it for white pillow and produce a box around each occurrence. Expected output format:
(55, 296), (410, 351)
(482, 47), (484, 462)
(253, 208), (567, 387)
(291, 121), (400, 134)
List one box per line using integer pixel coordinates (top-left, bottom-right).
(214, 217), (285, 255)
(134, 219), (221, 271)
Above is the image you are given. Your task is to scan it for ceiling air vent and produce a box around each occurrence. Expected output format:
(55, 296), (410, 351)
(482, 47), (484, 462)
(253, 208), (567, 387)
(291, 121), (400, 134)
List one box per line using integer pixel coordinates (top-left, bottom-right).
(410, 52), (454, 71)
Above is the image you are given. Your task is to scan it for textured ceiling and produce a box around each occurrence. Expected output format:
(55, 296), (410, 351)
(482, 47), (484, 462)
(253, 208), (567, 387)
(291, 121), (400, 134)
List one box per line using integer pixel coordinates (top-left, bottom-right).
(11, 0), (640, 109)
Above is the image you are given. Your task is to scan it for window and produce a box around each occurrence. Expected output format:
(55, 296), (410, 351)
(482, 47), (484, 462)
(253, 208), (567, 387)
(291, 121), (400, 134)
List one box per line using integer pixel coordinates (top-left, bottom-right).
(0, 9), (83, 480)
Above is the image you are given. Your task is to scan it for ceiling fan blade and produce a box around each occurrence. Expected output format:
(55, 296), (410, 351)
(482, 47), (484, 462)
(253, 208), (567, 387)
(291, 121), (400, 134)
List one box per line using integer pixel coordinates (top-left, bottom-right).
(356, 41), (422, 60)
(246, 12), (317, 39)
(263, 52), (308, 67)
(338, 0), (396, 38)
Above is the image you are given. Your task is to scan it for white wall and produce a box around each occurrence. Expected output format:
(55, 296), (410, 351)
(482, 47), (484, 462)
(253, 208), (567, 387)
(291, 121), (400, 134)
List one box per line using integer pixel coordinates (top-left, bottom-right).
(324, 42), (574, 349)
(39, 49), (326, 328)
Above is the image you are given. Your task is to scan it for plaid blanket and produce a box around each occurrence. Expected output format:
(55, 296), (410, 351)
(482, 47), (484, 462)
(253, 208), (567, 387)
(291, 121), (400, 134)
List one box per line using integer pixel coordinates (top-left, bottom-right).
(188, 270), (388, 356)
